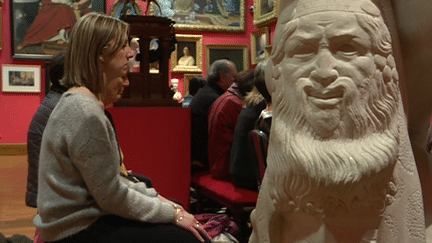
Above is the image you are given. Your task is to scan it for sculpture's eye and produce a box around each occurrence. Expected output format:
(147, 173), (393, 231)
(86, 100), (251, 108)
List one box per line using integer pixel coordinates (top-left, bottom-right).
(289, 44), (316, 59)
(335, 42), (358, 56)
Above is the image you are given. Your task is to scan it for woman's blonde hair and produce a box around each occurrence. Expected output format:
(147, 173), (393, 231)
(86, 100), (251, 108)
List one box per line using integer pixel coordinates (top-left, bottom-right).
(61, 12), (129, 95)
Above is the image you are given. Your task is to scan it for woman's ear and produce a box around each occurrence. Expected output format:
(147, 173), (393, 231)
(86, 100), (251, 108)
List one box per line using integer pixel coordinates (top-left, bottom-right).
(99, 56), (104, 63)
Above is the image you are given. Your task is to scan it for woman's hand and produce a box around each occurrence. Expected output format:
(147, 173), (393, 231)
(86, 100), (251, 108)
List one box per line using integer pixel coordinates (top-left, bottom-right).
(172, 205), (212, 243)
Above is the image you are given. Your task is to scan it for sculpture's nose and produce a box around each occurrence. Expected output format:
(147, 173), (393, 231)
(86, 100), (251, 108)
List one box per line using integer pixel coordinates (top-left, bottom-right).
(310, 48), (338, 87)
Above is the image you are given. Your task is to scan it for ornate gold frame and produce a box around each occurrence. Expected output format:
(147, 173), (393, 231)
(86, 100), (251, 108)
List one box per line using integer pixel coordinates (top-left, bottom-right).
(253, 0), (279, 27)
(205, 44), (249, 72)
(251, 27), (270, 65)
(183, 73), (203, 95)
(149, 2), (245, 32)
(171, 34), (203, 73)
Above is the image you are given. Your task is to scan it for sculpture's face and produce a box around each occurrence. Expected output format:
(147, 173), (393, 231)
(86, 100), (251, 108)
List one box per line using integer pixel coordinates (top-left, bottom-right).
(266, 10), (400, 213)
(279, 12), (377, 138)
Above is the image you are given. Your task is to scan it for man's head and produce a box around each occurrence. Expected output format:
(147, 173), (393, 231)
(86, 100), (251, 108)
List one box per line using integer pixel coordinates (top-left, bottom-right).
(189, 76), (207, 96)
(49, 52), (67, 93)
(207, 59), (237, 91)
(236, 69), (255, 97)
(266, 0), (401, 214)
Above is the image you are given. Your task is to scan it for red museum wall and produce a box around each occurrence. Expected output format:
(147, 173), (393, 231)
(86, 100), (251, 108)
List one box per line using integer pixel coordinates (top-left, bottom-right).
(0, 0), (276, 144)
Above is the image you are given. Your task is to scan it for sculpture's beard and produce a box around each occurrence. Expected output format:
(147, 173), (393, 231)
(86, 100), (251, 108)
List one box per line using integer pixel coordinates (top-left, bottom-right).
(267, 69), (399, 218)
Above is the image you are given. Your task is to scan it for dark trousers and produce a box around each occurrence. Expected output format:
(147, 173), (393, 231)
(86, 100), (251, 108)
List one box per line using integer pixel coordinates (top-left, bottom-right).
(51, 215), (211, 243)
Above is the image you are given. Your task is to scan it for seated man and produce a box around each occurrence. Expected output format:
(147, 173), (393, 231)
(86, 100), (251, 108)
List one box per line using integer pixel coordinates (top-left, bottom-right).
(190, 59), (237, 173)
(208, 70), (255, 180)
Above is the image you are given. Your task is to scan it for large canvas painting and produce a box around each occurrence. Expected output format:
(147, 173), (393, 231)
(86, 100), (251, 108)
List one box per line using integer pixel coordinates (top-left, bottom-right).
(150, 0), (245, 32)
(11, 0), (106, 60)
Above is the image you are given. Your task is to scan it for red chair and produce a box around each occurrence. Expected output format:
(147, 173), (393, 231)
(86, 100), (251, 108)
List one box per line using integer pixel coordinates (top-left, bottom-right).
(248, 129), (268, 190)
(191, 129), (269, 242)
(191, 172), (258, 242)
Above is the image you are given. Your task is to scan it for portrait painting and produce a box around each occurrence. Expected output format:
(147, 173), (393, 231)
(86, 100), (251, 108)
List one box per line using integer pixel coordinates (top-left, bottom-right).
(2, 65), (41, 93)
(11, 0), (106, 60)
(150, 0), (245, 32)
(205, 44), (249, 72)
(171, 34), (203, 73)
(251, 27), (269, 65)
(253, 0), (278, 27)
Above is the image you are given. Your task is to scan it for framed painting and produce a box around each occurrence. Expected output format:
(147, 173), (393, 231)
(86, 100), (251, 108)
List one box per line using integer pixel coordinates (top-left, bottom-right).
(11, 0), (106, 60)
(251, 27), (269, 65)
(253, 0), (279, 27)
(171, 34), (203, 73)
(183, 73), (203, 95)
(149, 0), (245, 32)
(110, 0), (143, 19)
(205, 44), (249, 72)
(2, 65), (41, 93)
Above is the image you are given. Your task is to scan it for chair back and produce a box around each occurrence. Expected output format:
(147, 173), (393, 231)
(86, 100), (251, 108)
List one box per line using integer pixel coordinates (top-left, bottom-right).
(248, 129), (268, 189)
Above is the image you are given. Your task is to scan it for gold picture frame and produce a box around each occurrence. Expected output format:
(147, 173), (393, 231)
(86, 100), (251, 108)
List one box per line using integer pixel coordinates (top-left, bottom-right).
(149, 1), (245, 32)
(183, 73), (203, 95)
(205, 44), (249, 72)
(251, 27), (270, 65)
(253, 0), (279, 27)
(171, 34), (203, 73)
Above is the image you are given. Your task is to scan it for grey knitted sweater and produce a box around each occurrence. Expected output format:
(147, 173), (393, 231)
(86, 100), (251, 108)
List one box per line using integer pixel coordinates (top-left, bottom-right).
(34, 91), (175, 242)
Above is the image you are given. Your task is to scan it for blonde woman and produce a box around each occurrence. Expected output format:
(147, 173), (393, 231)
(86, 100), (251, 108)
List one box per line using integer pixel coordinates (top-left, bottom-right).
(35, 12), (211, 243)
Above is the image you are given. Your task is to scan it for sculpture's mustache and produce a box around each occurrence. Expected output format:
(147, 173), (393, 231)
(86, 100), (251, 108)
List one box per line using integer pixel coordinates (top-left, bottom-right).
(298, 77), (359, 102)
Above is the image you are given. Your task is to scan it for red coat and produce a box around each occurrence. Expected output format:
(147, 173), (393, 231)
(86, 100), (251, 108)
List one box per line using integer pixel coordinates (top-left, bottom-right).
(208, 83), (242, 179)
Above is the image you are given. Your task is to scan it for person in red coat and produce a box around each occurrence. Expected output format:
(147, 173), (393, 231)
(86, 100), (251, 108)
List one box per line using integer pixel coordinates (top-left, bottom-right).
(208, 70), (255, 179)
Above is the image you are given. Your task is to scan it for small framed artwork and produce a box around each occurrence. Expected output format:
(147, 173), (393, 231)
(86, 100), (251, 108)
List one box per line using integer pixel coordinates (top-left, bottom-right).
(205, 44), (249, 73)
(253, 0), (279, 27)
(11, 0), (106, 60)
(2, 65), (41, 93)
(183, 73), (202, 95)
(171, 34), (203, 73)
(251, 27), (270, 65)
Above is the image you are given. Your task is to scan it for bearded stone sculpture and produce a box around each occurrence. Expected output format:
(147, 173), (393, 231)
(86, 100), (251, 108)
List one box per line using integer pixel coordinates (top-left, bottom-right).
(248, 0), (426, 242)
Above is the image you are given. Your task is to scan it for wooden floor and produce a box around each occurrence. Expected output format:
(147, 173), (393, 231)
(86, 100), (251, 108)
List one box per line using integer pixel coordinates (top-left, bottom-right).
(0, 155), (37, 239)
